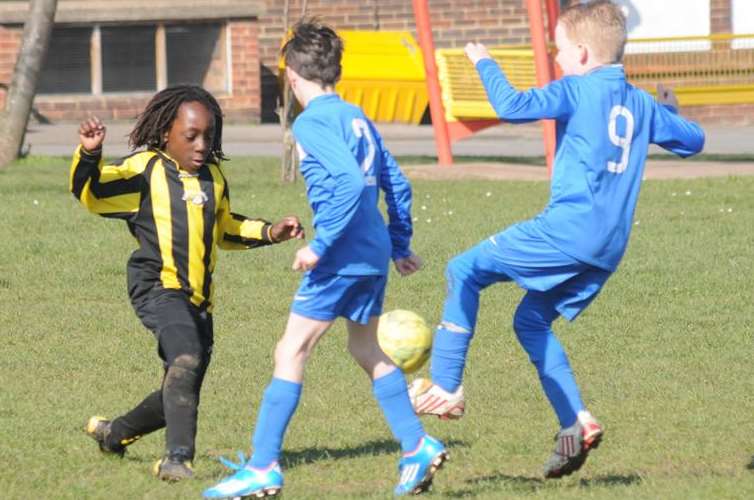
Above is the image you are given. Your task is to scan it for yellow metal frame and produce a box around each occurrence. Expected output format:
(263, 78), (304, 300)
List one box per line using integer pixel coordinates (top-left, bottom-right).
(436, 46), (536, 121)
(435, 34), (754, 121)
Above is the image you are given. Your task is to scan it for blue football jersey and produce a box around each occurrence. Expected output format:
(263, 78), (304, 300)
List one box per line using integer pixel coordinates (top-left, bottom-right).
(476, 60), (705, 271)
(293, 93), (413, 275)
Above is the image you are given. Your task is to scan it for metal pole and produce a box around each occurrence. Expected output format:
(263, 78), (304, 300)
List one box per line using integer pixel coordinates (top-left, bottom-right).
(525, 0), (556, 176)
(412, 0), (453, 166)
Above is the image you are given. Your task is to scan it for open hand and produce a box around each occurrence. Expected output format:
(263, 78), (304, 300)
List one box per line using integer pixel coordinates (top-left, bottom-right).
(79, 116), (106, 153)
(394, 252), (423, 277)
(292, 245), (319, 272)
(656, 83), (679, 108)
(464, 42), (492, 66)
(271, 215), (304, 243)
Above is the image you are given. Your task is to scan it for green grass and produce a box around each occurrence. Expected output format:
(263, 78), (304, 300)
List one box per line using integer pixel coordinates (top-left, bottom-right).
(1, 156), (753, 499)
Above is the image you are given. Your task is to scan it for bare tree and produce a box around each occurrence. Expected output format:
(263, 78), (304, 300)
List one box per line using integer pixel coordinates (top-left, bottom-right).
(0, 0), (58, 168)
(279, 0), (308, 183)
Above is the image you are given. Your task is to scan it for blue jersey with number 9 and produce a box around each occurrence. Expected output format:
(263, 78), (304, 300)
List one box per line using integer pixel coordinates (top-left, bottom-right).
(293, 94), (413, 276)
(476, 60), (705, 271)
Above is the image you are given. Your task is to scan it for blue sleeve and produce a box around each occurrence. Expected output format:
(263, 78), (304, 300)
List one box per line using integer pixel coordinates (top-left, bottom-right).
(649, 103), (705, 157)
(376, 132), (413, 260)
(293, 116), (365, 258)
(476, 58), (576, 122)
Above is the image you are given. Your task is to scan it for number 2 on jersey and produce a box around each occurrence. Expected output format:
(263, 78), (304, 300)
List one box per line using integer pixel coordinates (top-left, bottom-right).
(351, 118), (376, 176)
(607, 105), (634, 174)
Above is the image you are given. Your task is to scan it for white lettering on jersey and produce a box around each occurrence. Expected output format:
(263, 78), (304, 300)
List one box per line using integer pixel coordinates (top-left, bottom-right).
(351, 118), (376, 179)
(607, 105), (634, 174)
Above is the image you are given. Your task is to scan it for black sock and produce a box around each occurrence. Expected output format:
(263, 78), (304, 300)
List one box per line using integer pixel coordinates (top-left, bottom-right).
(108, 390), (165, 449)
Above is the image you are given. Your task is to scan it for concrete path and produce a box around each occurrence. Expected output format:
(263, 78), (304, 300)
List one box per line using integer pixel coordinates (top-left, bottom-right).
(22, 121), (754, 159)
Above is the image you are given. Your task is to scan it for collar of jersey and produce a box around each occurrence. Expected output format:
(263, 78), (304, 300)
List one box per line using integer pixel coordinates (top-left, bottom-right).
(585, 64), (625, 78)
(152, 148), (203, 176)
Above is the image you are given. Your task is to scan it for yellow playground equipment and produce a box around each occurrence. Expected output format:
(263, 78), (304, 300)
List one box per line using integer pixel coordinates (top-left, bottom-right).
(337, 31), (428, 124)
(281, 31), (754, 126)
(280, 30), (428, 125)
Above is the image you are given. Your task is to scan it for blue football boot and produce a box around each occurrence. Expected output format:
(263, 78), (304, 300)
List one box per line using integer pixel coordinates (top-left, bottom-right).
(203, 453), (283, 499)
(394, 435), (449, 496)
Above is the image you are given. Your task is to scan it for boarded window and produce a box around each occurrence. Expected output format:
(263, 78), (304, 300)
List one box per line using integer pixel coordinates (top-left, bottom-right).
(166, 23), (226, 92)
(101, 25), (156, 92)
(38, 27), (91, 94)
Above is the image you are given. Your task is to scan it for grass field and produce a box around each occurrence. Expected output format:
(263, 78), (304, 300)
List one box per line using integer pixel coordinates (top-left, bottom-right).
(1, 156), (752, 499)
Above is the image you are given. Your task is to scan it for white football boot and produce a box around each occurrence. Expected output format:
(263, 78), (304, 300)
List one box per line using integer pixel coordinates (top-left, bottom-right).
(408, 378), (465, 420)
(543, 410), (604, 479)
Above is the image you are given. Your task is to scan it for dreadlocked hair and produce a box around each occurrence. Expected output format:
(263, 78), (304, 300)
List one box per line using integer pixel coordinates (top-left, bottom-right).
(129, 85), (227, 164)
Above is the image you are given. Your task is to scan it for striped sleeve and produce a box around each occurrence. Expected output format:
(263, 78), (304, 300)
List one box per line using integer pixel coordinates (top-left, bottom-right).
(69, 145), (144, 219)
(216, 180), (274, 250)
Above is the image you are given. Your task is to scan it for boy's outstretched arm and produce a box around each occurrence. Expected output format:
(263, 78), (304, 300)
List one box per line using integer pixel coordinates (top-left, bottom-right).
(375, 132), (422, 277)
(217, 183), (303, 250)
(465, 42), (574, 122)
(70, 117), (142, 219)
(650, 84), (705, 157)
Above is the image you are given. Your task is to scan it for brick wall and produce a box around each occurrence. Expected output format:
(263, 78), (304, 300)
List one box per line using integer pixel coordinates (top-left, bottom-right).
(683, 102), (754, 126)
(710, 0), (732, 33)
(221, 20), (262, 121)
(257, 0), (531, 121)
(0, 25), (22, 109)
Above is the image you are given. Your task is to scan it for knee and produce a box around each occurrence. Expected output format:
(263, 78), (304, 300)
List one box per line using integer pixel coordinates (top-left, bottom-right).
(274, 337), (313, 366)
(163, 358), (203, 406)
(445, 254), (469, 282)
(172, 353), (202, 371)
(513, 306), (551, 336)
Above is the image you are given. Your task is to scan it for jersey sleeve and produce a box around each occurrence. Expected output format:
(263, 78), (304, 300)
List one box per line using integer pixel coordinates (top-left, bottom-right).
(293, 115), (365, 258)
(216, 178), (274, 250)
(476, 58), (576, 122)
(375, 131), (413, 260)
(649, 103), (705, 157)
(69, 145), (143, 219)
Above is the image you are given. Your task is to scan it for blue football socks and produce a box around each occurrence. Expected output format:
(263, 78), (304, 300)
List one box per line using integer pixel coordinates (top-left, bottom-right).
(430, 326), (473, 393)
(373, 369), (424, 453)
(250, 378), (302, 468)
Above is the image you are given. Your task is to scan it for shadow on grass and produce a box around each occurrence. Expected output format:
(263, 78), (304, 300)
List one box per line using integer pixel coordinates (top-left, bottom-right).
(281, 438), (468, 469)
(444, 472), (641, 497)
(748, 456), (754, 470)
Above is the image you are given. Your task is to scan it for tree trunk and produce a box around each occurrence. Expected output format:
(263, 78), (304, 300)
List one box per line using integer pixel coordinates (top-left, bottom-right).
(0, 0), (57, 169)
(279, 0), (307, 183)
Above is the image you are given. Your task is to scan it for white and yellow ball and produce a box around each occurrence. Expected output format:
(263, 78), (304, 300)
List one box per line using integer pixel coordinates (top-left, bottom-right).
(377, 309), (432, 373)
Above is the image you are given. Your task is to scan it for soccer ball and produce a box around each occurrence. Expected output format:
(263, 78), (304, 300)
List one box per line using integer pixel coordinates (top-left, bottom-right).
(377, 309), (432, 374)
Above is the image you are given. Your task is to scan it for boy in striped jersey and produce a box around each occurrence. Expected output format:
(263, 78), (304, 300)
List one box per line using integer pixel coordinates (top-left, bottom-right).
(72, 85), (303, 481)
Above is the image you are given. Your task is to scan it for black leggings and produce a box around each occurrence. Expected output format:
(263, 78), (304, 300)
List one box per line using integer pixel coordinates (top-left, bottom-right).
(108, 289), (213, 459)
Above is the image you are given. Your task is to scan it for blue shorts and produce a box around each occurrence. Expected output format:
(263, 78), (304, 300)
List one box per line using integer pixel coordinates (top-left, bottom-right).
(456, 221), (612, 321)
(290, 270), (387, 324)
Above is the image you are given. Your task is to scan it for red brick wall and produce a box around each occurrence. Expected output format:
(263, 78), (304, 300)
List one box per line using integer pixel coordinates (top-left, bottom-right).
(710, 0), (732, 34)
(682, 102), (754, 126)
(32, 95), (151, 122)
(0, 25), (22, 109)
(220, 20), (261, 121)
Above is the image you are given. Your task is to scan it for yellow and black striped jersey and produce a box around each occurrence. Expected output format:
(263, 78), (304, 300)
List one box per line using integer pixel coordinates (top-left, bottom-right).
(70, 146), (274, 311)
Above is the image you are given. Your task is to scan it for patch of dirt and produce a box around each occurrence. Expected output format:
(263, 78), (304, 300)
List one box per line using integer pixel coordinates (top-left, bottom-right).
(403, 160), (754, 181)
